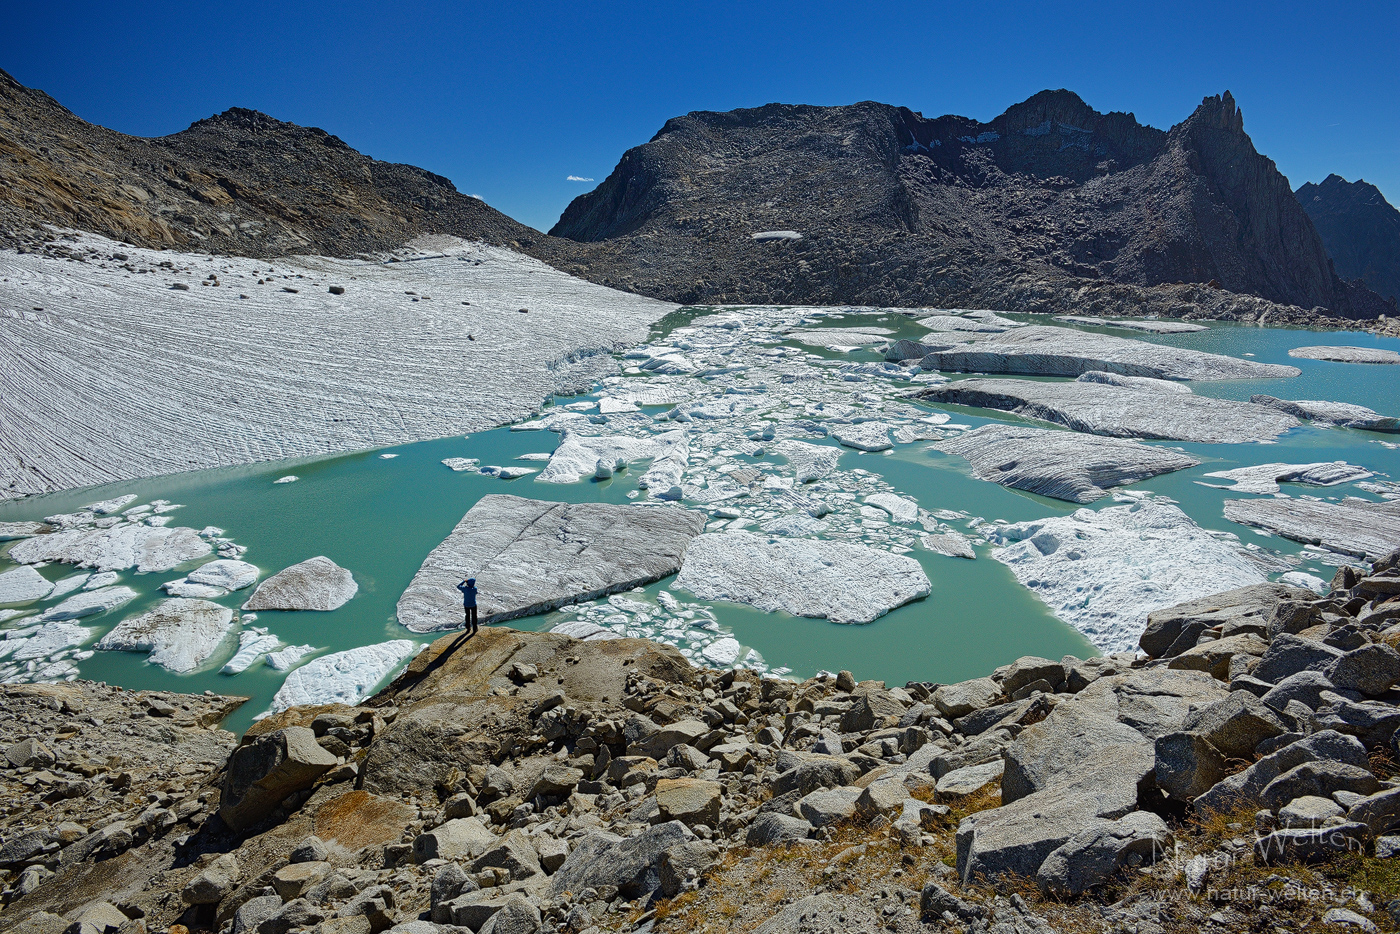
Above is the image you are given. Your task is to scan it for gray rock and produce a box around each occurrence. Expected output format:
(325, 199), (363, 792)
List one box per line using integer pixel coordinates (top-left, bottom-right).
(1278, 795), (1344, 828)
(919, 882), (980, 921)
(796, 787), (861, 827)
(290, 835), (329, 864)
(1196, 730), (1369, 813)
(413, 817), (496, 864)
(181, 852), (240, 905)
(233, 896), (283, 934)
(218, 726), (338, 831)
(6, 736), (56, 768)
(1139, 583), (1308, 658)
(956, 758), (1143, 884)
(1224, 496), (1400, 563)
(1254, 822), (1371, 865)
(67, 903), (129, 934)
(1155, 732), (1226, 801)
(839, 690), (906, 732)
(1036, 811), (1174, 896)
(1349, 787), (1400, 836)
(657, 839), (720, 897)
(1254, 635), (1344, 684)
(535, 836), (569, 873)
(998, 656), (1067, 695)
(470, 830), (542, 880)
(1321, 908), (1380, 933)
(244, 556), (358, 611)
(1262, 671), (1359, 712)
(1181, 691), (1288, 758)
(932, 677), (1001, 719)
(476, 896), (540, 934)
(258, 899), (326, 934)
(935, 424), (1199, 503)
(931, 729), (1013, 779)
(627, 719), (708, 759)
(1251, 395), (1400, 432)
(549, 820), (697, 900)
(1260, 761), (1380, 810)
(918, 377), (1298, 444)
(771, 755), (858, 797)
(1314, 694), (1400, 747)
(916, 325), (1297, 380)
(430, 865), (472, 922)
(746, 813), (814, 845)
(526, 764), (584, 799)
(397, 494), (706, 631)
(936, 760), (1005, 798)
(1326, 644), (1400, 696)
(1002, 701), (1154, 804)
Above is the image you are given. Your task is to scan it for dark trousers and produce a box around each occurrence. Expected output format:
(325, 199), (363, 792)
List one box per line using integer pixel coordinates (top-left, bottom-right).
(464, 605), (478, 633)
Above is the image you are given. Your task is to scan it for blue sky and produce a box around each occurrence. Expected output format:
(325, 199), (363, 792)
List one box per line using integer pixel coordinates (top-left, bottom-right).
(5, 1), (1398, 232)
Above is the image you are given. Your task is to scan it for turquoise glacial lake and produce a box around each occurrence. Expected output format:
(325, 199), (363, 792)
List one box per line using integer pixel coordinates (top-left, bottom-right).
(1, 311), (1397, 733)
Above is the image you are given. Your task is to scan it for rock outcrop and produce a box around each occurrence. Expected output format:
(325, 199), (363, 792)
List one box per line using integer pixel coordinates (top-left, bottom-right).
(1297, 174), (1400, 304)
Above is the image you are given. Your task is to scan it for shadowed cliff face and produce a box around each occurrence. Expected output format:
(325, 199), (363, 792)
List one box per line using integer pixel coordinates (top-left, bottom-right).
(0, 69), (541, 257)
(1298, 174), (1400, 304)
(551, 90), (1393, 321)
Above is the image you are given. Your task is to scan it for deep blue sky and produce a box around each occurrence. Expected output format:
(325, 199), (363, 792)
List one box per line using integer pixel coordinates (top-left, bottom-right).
(5, 1), (1398, 232)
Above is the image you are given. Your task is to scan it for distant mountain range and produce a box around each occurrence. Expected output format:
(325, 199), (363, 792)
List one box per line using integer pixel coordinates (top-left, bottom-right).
(1, 69), (1395, 327)
(1297, 174), (1400, 305)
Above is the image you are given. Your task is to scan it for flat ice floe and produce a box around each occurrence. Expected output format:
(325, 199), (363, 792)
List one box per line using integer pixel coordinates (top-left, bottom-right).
(270, 640), (419, 711)
(988, 497), (1267, 653)
(95, 598), (236, 672)
(0, 232), (672, 500)
(39, 586), (137, 621)
(774, 440), (843, 483)
(7, 524), (212, 572)
(397, 494), (707, 632)
(911, 325), (1298, 380)
(0, 621), (91, 663)
(1223, 496), (1400, 562)
(1202, 462), (1373, 495)
(222, 630), (282, 674)
(243, 556), (358, 611)
(1249, 395), (1399, 432)
(535, 433), (660, 483)
(920, 378), (1298, 443)
(1288, 345), (1400, 365)
(0, 566), (53, 604)
(935, 424), (1200, 503)
(187, 559), (260, 591)
(674, 531), (931, 624)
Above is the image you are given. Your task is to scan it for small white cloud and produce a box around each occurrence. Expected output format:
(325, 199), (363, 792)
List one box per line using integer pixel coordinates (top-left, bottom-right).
(566, 175), (594, 182)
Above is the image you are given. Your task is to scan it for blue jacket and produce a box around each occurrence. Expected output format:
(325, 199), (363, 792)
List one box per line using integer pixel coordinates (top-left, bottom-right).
(456, 581), (477, 608)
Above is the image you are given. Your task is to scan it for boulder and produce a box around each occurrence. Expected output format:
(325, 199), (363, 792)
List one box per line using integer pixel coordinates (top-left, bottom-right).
(839, 691), (906, 732)
(1180, 692), (1288, 758)
(936, 760), (1005, 798)
(1278, 795), (1344, 828)
(233, 895), (282, 934)
(626, 719), (708, 759)
(1314, 695), (1400, 747)
(999, 657), (1066, 695)
(536, 836), (570, 874)
(933, 678), (1001, 719)
(1154, 732), (1227, 801)
(657, 839), (720, 898)
(7, 737), (56, 768)
(470, 830), (542, 880)
(1347, 787), (1400, 837)
(797, 787), (862, 827)
(1260, 762), (1381, 810)
(1261, 671), (1357, 712)
(412, 817), (496, 864)
(746, 813), (813, 846)
(219, 727), (338, 831)
(1167, 634), (1269, 680)
(526, 764), (583, 800)
(243, 556), (358, 611)
(855, 779), (911, 819)
(66, 903), (129, 934)
(1139, 583), (1308, 658)
(1252, 634), (1344, 685)
(1196, 730), (1369, 813)
(1254, 822), (1371, 865)
(655, 778), (722, 827)
(477, 895), (541, 934)
(272, 861), (331, 901)
(1001, 702), (1153, 804)
(549, 820), (697, 900)
(1325, 644), (1400, 696)
(1036, 811), (1173, 896)
(181, 853), (241, 905)
(771, 755), (859, 797)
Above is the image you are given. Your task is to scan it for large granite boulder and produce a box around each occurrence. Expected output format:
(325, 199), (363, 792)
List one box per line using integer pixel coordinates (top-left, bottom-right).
(219, 727), (338, 831)
(1139, 583), (1309, 658)
(397, 495), (706, 632)
(548, 820), (699, 900)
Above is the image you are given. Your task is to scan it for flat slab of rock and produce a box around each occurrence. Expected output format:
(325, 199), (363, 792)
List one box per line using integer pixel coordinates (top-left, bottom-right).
(397, 494), (706, 633)
(1203, 461), (1372, 494)
(918, 325), (1298, 380)
(244, 557), (358, 611)
(0, 566), (53, 604)
(270, 641), (418, 711)
(674, 531), (930, 624)
(1289, 345), (1400, 365)
(918, 378), (1298, 443)
(990, 499), (1266, 653)
(935, 424), (1199, 503)
(95, 598), (235, 672)
(1250, 395), (1399, 432)
(1224, 496), (1400, 561)
(7, 524), (211, 572)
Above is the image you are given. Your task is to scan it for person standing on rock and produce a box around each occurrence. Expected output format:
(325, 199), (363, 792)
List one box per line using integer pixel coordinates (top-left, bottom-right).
(457, 577), (479, 635)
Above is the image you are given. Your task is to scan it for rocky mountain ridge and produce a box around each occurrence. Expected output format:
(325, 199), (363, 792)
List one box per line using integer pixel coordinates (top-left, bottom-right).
(1297, 174), (1400, 305)
(552, 90), (1395, 327)
(3, 553), (1400, 934)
